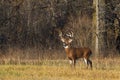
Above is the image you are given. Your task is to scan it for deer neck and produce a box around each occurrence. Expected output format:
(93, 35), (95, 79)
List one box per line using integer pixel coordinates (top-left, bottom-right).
(64, 45), (71, 53)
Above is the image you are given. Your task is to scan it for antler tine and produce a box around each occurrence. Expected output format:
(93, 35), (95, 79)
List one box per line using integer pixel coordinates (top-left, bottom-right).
(66, 31), (73, 38)
(70, 31), (73, 37)
(58, 30), (62, 37)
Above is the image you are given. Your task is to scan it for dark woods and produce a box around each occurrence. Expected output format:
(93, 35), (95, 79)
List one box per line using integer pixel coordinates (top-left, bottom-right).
(0, 0), (93, 49)
(0, 0), (120, 59)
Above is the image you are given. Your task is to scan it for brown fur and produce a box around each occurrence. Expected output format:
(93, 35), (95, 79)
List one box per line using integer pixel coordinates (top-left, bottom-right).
(64, 47), (92, 69)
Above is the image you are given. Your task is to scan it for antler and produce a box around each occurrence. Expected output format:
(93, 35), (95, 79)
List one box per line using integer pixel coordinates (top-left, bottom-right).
(66, 31), (73, 38)
(58, 30), (63, 37)
(58, 30), (66, 42)
(58, 30), (73, 43)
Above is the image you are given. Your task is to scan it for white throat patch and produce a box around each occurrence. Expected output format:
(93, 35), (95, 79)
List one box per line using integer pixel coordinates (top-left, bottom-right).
(64, 45), (69, 48)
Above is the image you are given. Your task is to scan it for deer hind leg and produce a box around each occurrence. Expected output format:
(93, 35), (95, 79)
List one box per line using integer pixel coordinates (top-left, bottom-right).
(87, 59), (92, 69)
(84, 58), (88, 69)
(69, 60), (73, 66)
(84, 58), (92, 69)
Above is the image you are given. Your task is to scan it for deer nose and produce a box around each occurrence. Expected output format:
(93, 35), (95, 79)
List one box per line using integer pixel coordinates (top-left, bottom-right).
(63, 42), (67, 46)
(63, 43), (69, 48)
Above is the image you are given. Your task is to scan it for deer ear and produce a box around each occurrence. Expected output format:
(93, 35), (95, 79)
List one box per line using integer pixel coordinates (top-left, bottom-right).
(68, 39), (73, 43)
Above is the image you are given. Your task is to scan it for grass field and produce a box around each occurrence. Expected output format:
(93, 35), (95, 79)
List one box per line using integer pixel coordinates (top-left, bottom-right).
(0, 58), (120, 80)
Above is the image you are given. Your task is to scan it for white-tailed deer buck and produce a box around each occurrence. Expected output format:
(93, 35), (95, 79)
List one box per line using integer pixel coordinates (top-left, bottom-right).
(59, 30), (92, 69)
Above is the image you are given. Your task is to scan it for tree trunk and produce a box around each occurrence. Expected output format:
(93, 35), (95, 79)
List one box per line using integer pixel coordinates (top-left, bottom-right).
(27, 0), (31, 28)
(93, 0), (107, 57)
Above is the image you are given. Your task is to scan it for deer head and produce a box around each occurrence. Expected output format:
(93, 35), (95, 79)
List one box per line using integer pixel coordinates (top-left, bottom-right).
(59, 30), (73, 48)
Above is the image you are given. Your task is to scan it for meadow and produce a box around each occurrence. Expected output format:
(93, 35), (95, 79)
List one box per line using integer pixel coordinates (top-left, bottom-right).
(0, 57), (120, 80)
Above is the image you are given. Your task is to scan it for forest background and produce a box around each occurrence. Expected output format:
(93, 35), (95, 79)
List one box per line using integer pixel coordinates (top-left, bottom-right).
(0, 0), (120, 62)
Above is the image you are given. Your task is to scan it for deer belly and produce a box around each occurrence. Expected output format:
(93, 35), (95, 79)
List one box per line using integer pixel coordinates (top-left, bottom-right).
(76, 52), (84, 58)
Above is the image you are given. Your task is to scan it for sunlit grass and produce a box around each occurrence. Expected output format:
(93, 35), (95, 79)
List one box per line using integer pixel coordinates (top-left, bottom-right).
(0, 58), (120, 80)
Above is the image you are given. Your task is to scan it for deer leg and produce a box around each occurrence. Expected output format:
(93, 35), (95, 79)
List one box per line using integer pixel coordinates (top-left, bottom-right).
(69, 60), (73, 66)
(84, 58), (88, 69)
(87, 59), (92, 69)
(73, 59), (76, 68)
(68, 57), (72, 64)
(68, 57), (73, 68)
(69, 59), (76, 68)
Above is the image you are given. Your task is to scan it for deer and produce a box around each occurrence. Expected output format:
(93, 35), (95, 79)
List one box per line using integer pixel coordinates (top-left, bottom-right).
(58, 30), (92, 69)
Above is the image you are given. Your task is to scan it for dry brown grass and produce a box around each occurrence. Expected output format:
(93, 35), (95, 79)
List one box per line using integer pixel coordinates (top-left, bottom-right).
(0, 48), (120, 80)
(0, 57), (120, 80)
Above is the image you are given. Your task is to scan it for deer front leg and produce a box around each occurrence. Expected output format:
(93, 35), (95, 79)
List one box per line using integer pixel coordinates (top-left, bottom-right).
(73, 59), (76, 68)
(69, 60), (73, 65)
(69, 59), (76, 69)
